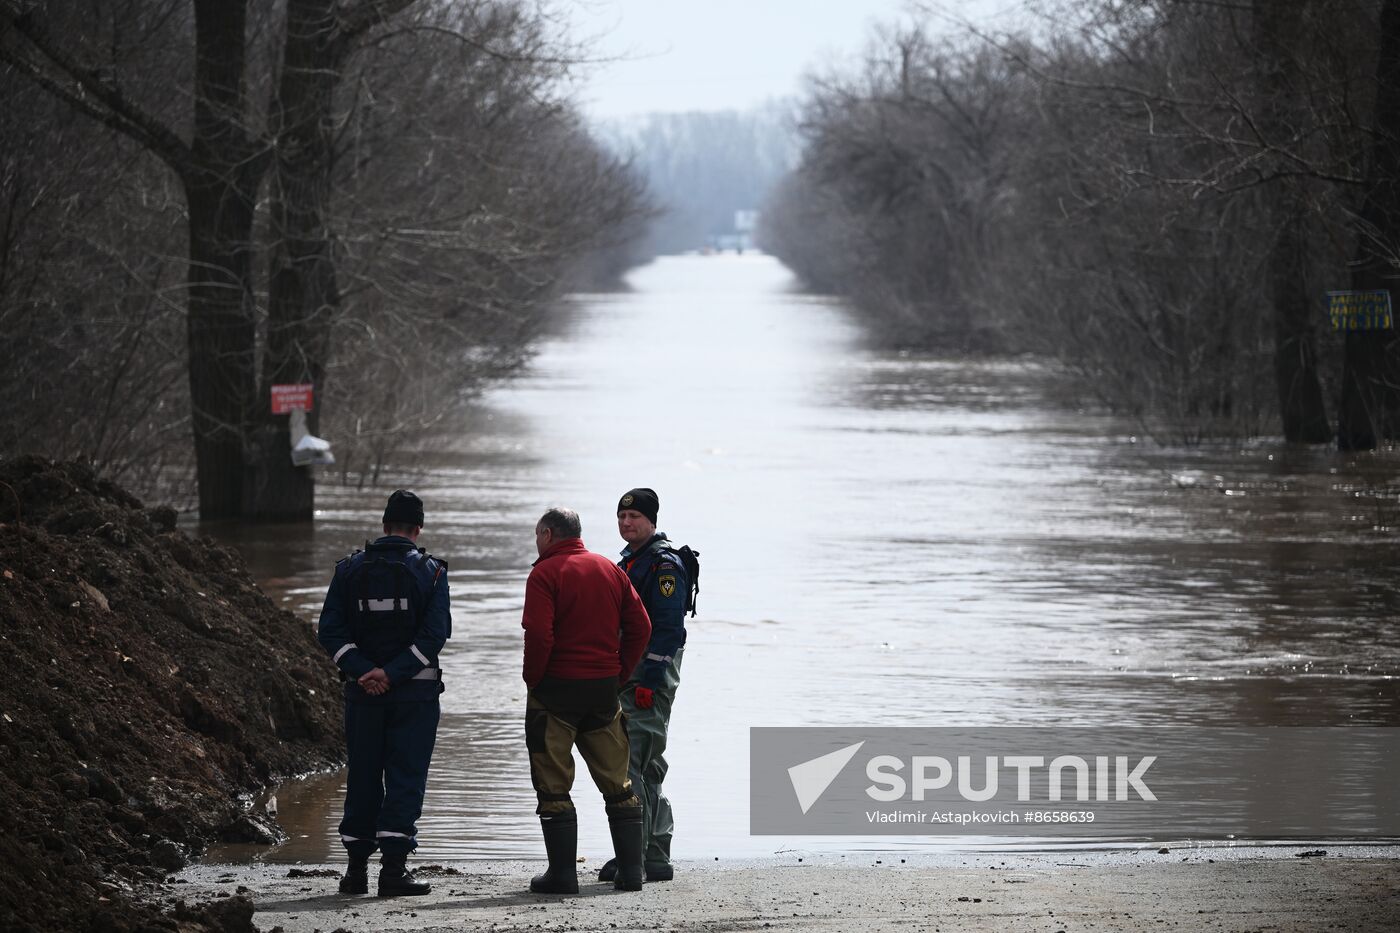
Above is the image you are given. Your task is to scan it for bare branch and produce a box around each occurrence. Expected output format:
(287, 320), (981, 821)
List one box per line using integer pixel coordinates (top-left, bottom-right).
(338, 0), (419, 39)
(0, 2), (192, 174)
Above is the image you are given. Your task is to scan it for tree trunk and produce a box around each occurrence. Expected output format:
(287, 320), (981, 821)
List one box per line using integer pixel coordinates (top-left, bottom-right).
(1339, 0), (1400, 450)
(244, 0), (348, 520)
(243, 0), (420, 519)
(1270, 197), (1332, 442)
(184, 176), (257, 520)
(1254, 0), (1332, 443)
(187, 0), (261, 519)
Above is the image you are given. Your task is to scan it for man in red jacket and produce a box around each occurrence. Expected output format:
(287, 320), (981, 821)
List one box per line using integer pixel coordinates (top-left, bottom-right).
(522, 506), (652, 893)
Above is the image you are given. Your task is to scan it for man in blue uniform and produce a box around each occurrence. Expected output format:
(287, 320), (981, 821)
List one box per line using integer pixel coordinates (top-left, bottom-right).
(598, 486), (688, 883)
(317, 489), (450, 898)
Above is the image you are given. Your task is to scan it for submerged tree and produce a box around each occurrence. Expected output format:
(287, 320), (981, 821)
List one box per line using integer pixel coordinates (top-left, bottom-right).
(0, 0), (651, 514)
(1, 0), (421, 517)
(3, 0), (271, 516)
(1339, 0), (1400, 449)
(763, 0), (1396, 444)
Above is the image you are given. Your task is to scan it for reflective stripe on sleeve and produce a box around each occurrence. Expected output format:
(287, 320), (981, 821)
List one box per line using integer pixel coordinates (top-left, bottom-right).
(410, 645), (430, 666)
(333, 643), (358, 663)
(646, 652), (672, 663)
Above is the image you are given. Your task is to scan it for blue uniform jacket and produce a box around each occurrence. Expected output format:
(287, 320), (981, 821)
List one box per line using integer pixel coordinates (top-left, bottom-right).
(317, 535), (451, 703)
(620, 532), (687, 689)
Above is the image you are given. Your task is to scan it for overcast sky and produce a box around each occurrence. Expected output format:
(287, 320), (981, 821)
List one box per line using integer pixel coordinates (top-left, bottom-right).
(573, 0), (1023, 119)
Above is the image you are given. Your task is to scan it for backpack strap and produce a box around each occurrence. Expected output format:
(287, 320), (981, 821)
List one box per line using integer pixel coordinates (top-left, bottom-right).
(657, 542), (700, 617)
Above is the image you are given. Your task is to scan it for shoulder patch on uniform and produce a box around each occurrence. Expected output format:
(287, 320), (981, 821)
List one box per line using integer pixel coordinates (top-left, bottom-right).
(658, 574), (677, 599)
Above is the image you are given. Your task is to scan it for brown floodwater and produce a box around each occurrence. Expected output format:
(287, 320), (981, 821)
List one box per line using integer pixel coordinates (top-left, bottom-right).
(203, 254), (1400, 862)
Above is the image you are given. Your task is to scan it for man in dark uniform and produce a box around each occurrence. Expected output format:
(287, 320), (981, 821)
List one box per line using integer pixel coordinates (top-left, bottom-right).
(317, 489), (450, 898)
(521, 507), (652, 893)
(598, 487), (688, 883)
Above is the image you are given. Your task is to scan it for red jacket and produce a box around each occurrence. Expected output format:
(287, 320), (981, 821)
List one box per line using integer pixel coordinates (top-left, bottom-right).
(522, 537), (651, 687)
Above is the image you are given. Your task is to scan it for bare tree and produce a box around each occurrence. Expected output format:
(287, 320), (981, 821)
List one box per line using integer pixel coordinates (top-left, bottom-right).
(1, 0), (652, 512)
(319, 2), (653, 482)
(244, 0), (418, 519)
(0, 78), (190, 489)
(3, 0), (301, 516)
(1254, 0), (1332, 442)
(1339, 0), (1400, 449)
(764, 1), (1391, 443)
(767, 30), (1028, 349)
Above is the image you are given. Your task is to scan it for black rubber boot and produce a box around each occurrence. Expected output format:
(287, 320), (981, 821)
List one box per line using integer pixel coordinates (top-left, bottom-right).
(645, 860), (674, 882)
(596, 858), (618, 882)
(377, 853), (431, 897)
(530, 811), (580, 894)
(608, 811), (644, 892)
(338, 853), (369, 895)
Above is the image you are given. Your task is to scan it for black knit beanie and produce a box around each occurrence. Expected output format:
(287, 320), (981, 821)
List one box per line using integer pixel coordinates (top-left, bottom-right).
(617, 487), (659, 525)
(383, 489), (425, 527)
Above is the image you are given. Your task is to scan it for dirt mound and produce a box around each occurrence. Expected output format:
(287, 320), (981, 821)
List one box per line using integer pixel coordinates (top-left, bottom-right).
(0, 456), (344, 932)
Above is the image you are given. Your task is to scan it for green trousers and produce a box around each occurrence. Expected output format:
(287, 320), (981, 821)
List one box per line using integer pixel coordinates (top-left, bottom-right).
(525, 677), (639, 816)
(620, 646), (682, 866)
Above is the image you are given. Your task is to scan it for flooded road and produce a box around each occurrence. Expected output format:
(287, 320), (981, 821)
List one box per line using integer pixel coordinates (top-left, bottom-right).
(206, 255), (1400, 862)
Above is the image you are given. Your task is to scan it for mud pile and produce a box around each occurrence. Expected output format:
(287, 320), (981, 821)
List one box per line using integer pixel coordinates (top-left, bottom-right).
(0, 456), (344, 932)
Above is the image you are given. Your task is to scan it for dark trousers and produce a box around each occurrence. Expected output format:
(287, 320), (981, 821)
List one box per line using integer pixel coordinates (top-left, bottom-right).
(340, 698), (440, 859)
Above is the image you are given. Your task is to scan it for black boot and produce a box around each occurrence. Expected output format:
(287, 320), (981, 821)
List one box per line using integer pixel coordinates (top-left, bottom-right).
(607, 810), (644, 892)
(645, 860), (674, 882)
(338, 853), (369, 895)
(377, 853), (431, 897)
(530, 811), (579, 894)
(596, 858), (618, 882)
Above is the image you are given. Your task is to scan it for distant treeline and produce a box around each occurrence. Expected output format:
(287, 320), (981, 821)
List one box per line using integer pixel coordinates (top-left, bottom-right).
(601, 105), (798, 256)
(0, 1), (652, 514)
(761, 1), (1400, 446)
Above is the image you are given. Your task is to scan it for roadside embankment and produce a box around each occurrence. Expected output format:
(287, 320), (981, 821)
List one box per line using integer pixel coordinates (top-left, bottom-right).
(0, 457), (344, 932)
(178, 848), (1400, 932)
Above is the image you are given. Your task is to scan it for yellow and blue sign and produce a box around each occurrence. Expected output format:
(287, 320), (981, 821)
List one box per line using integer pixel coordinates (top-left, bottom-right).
(1326, 290), (1393, 331)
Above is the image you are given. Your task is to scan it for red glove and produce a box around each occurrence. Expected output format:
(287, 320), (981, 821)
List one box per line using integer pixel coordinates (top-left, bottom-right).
(634, 686), (655, 709)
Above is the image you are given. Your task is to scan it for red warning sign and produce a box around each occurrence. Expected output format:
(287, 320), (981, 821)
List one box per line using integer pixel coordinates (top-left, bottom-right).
(270, 383), (314, 414)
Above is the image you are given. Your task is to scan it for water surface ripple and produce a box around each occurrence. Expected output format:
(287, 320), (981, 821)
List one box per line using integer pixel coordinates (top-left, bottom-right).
(206, 255), (1400, 861)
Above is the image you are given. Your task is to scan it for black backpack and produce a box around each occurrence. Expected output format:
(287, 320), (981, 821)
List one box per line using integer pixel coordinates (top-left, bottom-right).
(661, 543), (701, 617)
(344, 542), (423, 638)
